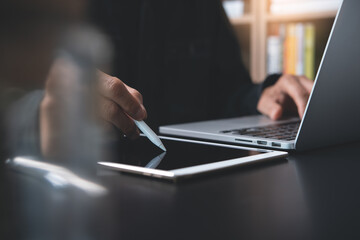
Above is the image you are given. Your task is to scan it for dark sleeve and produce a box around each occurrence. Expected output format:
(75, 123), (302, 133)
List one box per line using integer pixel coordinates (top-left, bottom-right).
(213, 2), (281, 117)
(5, 90), (44, 158)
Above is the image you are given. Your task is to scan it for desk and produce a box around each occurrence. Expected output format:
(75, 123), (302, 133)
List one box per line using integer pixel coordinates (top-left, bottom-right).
(1, 142), (360, 240)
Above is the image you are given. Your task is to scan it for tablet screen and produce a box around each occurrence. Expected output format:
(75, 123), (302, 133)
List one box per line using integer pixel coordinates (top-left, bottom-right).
(111, 136), (265, 171)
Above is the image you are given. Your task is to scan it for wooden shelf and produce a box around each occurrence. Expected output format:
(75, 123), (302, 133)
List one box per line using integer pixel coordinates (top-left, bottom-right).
(228, 0), (337, 83)
(230, 15), (254, 25)
(266, 10), (337, 22)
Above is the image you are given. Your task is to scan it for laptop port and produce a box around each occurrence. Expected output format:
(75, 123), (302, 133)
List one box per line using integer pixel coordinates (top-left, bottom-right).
(257, 140), (267, 145)
(235, 138), (252, 143)
(272, 142), (281, 147)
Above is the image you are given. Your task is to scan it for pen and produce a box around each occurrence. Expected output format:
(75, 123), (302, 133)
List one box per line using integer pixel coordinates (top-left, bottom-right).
(134, 120), (167, 152)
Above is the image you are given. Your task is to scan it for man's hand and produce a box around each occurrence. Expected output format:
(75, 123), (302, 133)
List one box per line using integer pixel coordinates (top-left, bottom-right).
(98, 71), (147, 138)
(257, 74), (314, 120)
(40, 59), (146, 158)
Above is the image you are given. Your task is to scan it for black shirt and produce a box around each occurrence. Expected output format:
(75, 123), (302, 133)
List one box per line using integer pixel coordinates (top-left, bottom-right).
(89, 0), (271, 129)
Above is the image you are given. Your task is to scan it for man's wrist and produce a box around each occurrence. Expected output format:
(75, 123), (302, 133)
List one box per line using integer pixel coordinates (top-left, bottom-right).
(261, 74), (282, 93)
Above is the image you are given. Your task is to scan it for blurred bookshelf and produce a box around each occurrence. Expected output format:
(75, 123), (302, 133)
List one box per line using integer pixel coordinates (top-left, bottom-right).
(266, 10), (338, 22)
(222, 0), (341, 83)
(230, 15), (254, 25)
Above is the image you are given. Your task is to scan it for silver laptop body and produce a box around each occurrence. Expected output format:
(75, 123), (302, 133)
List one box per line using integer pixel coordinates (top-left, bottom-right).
(160, 0), (360, 151)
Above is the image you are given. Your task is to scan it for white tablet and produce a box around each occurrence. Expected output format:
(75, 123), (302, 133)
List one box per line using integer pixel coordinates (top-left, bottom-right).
(98, 136), (288, 182)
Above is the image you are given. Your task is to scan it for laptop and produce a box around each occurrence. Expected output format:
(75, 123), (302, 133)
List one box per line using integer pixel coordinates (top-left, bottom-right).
(160, 0), (360, 151)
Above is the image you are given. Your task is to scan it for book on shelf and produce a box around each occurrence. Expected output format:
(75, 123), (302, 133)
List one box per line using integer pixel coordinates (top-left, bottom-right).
(267, 24), (285, 75)
(304, 24), (316, 80)
(267, 23), (316, 80)
(284, 24), (297, 75)
(222, 0), (245, 18)
(269, 0), (342, 15)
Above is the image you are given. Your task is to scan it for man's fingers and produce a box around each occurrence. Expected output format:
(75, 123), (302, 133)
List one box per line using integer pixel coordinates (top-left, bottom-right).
(127, 86), (144, 104)
(280, 75), (309, 118)
(101, 76), (146, 120)
(298, 76), (314, 93)
(98, 72), (147, 120)
(100, 98), (140, 139)
(257, 91), (284, 120)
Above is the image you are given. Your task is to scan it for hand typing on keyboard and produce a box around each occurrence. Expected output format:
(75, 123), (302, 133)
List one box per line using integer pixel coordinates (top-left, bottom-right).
(257, 74), (314, 120)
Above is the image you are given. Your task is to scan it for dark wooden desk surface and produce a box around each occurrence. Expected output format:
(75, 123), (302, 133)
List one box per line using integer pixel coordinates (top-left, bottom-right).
(1, 142), (360, 240)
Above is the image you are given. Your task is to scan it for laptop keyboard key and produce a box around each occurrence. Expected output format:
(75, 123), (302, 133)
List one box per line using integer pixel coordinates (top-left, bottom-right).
(221, 121), (300, 141)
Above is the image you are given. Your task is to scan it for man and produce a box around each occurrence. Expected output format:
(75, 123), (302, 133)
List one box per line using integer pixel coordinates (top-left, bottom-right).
(68, 0), (312, 139)
(5, 0), (313, 159)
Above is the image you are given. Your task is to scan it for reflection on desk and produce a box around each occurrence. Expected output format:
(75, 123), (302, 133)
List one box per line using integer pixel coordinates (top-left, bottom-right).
(2, 142), (360, 239)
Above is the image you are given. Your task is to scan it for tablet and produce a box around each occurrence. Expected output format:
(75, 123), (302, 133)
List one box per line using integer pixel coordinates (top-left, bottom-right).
(98, 136), (288, 181)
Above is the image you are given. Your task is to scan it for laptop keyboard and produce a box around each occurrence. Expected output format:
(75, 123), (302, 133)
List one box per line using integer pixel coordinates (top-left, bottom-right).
(220, 121), (300, 141)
